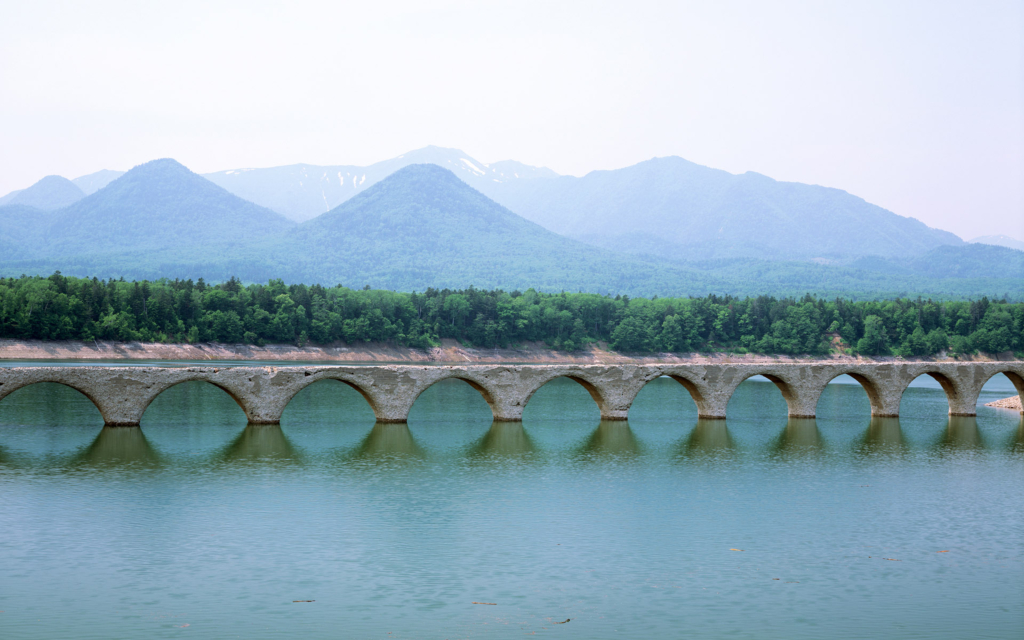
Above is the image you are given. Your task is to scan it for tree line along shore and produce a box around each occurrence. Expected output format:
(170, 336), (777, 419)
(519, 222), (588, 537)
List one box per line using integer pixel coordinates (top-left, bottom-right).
(0, 273), (1020, 357)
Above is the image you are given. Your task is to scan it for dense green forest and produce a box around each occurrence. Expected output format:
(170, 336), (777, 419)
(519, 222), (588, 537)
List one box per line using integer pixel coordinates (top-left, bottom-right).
(1, 273), (1020, 357)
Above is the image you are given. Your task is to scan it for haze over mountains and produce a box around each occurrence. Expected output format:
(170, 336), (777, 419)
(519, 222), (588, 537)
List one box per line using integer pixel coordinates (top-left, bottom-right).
(262, 163), (714, 293)
(203, 146), (557, 223)
(0, 148), (1020, 298)
(72, 169), (127, 196)
(969, 235), (1024, 252)
(484, 156), (964, 262)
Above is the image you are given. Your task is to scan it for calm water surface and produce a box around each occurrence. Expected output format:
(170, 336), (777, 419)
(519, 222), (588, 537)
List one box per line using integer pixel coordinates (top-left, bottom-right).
(1, 374), (1022, 639)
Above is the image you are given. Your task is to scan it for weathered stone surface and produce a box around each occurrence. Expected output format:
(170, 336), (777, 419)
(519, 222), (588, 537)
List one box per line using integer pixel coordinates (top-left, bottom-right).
(0, 362), (1021, 426)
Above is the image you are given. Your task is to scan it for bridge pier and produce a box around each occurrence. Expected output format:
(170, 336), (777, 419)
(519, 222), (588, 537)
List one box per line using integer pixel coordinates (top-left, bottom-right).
(700, 366), (828, 419)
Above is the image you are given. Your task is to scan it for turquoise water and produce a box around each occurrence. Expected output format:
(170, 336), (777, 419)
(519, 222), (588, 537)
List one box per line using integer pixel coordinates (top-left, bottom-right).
(0, 374), (1021, 639)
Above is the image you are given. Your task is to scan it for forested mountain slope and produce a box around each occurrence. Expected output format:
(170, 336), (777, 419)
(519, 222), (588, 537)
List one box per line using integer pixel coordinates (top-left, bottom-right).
(850, 244), (1024, 279)
(0, 205), (60, 260)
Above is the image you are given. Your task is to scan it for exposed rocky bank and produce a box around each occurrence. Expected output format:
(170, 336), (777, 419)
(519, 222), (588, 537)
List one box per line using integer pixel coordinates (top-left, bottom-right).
(985, 396), (1023, 411)
(0, 338), (1017, 364)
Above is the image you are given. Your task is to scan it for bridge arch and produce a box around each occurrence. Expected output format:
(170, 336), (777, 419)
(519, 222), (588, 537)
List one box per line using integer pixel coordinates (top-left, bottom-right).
(898, 371), (969, 417)
(277, 374), (381, 422)
(138, 378), (255, 425)
(405, 374), (503, 423)
(0, 379), (105, 424)
(814, 371), (886, 417)
(521, 373), (609, 419)
(629, 370), (707, 420)
(977, 370), (1024, 415)
(723, 371), (818, 419)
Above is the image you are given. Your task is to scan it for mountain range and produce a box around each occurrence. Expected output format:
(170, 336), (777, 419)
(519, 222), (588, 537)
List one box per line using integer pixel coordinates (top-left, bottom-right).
(0, 149), (1020, 298)
(479, 156), (965, 262)
(0, 160), (728, 295)
(203, 146), (558, 223)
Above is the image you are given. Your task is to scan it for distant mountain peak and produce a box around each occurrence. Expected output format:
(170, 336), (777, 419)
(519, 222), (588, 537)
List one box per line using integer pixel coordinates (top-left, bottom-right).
(970, 234), (1024, 252)
(316, 163), (505, 222)
(41, 157), (294, 258)
(127, 157), (193, 176)
(2, 175), (84, 210)
(72, 169), (125, 195)
(201, 147), (560, 222)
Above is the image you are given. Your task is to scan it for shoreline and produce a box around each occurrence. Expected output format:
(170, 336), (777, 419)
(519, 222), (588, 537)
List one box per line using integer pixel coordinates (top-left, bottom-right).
(985, 396), (1023, 411)
(0, 338), (1017, 365)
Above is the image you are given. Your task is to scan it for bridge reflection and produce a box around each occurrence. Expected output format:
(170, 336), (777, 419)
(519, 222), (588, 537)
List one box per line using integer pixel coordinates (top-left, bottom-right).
(936, 416), (984, 451)
(468, 421), (535, 458)
(353, 422), (424, 459)
(74, 426), (161, 466)
(219, 425), (299, 462)
(579, 420), (640, 457)
(858, 417), (906, 453)
(771, 418), (824, 456)
(1011, 418), (1024, 452)
(680, 419), (735, 457)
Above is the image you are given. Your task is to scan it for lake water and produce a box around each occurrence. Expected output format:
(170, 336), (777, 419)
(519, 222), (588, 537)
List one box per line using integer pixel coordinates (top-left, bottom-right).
(1, 373), (1021, 639)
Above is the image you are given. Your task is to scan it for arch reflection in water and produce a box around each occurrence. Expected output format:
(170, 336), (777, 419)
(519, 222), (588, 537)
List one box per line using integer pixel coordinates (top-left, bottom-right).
(858, 417), (906, 453)
(680, 419), (735, 458)
(771, 418), (824, 456)
(352, 422), (424, 460)
(219, 425), (300, 463)
(578, 420), (640, 457)
(468, 421), (535, 459)
(1010, 418), (1024, 453)
(936, 416), (983, 451)
(73, 427), (161, 467)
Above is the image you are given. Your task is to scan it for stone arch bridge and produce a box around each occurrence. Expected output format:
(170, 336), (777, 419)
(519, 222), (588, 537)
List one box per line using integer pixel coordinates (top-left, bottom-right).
(0, 363), (1021, 426)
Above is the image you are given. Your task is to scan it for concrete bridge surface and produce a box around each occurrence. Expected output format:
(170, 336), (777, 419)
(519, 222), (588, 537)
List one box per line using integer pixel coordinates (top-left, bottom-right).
(0, 363), (1021, 427)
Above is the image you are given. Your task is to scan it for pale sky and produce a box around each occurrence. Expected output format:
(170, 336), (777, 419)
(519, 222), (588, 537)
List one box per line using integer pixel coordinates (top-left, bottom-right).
(1, 0), (1021, 240)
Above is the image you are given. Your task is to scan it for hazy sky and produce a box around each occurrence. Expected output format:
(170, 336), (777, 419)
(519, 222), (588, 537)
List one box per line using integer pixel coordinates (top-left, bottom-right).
(1, 0), (1021, 240)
